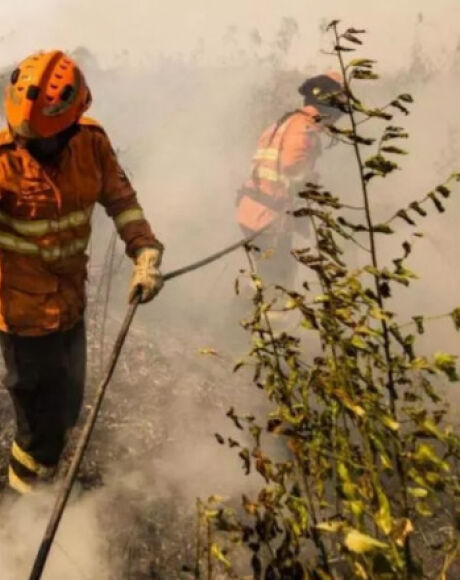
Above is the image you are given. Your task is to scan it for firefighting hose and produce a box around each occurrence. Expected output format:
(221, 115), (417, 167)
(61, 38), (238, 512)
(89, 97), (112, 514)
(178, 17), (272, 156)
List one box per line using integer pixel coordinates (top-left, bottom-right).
(28, 224), (271, 580)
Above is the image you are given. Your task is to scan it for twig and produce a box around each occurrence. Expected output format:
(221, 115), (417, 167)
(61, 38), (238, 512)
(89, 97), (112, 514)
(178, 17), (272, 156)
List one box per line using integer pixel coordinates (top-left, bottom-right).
(195, 498), (202, 579)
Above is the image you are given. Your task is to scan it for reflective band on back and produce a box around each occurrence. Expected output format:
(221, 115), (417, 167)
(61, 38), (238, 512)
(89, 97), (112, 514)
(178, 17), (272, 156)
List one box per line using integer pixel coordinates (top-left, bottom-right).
(256, 167), (288, 185)
(254, 148), (279, 162)
(0, 205), (94, 237)
(12, 441), (53, 477)
(0, 231), (90, 261)
(114, 208), (145, 231)
(8, 465), (33, 494)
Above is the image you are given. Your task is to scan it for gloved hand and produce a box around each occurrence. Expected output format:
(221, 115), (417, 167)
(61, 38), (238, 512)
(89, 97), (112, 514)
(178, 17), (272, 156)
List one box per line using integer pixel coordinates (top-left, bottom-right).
(129, 247), (164, 303)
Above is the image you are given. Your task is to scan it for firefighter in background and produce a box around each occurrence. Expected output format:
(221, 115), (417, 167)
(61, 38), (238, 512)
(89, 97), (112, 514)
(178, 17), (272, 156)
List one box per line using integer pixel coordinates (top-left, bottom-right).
(0, 51), (164, 493)
(236, 73), (343, 286)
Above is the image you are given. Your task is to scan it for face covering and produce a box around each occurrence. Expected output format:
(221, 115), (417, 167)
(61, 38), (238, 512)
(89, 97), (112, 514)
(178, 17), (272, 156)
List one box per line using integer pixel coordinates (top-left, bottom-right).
(24, 124), (79, 162)
(317, 105), (344, 124)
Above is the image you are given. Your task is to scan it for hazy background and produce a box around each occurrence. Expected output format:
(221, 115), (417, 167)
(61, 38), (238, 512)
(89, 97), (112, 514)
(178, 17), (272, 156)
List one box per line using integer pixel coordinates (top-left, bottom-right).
(0, 1), (460, 578)
(1, 0), (460, 70)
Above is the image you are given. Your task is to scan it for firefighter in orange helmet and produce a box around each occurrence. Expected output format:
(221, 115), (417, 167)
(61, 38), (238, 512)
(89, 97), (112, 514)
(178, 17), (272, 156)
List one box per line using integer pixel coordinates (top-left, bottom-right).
(1, 50), (164, 494)
(236, 73), (343, 286)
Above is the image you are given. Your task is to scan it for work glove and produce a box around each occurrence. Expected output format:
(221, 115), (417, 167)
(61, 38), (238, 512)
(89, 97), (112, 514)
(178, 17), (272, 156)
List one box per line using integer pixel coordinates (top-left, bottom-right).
(129, 247), (164, 304)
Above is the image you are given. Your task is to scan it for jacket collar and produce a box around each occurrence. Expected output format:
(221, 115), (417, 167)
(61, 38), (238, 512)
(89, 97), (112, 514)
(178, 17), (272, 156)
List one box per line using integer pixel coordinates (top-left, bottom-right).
(300, 105), (320, 119)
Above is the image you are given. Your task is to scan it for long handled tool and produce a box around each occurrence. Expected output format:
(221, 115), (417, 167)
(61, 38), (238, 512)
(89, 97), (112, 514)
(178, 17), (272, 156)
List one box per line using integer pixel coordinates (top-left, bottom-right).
(28, 227), (268, 580)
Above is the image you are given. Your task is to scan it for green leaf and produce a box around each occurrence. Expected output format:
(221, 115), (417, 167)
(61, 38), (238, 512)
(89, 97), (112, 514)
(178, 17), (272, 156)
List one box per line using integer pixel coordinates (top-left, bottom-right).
(434, 352), (459, 382)
(351, 335), (370, 351)
(327, 19), (340, 30)
(451, 307), (460, 331)
(239, 448), (251, 474)
(301, 308), (319, 329)
(381, 415), (400, 431)
(408, 487), (428, 498)
(369, 307), (392, 321)
(412, 315), (424, 335)
(396, 209), (416, 225)
(400, 241), (411, 260)
(415, 501), (433, 518)
(335, 44), (355, 52)
(409, 201), (427, 217)
(436, 185), (450, 198)
(233, 359), (245, 372)
(205, 509), (219, 518)
(349, 500), (365, 518)
(375, 488), (392, 534)
(351, 69), (379, 80)
(419, 418), (445, 440)
(227, 407), (244, 430)
(211, 543), (231, 568)
(355, 324), (380, 337)
(413, 443), (450, 472)
(428, 192), (445, 213)
(380, 453), (393, 471)
(343, 32), (363, 44)
(372, 223), (394, 234)
(349, 58), (375, 68)
(365, 107), (392, 119)
(215, 433), (225, 445)
(348, 133), (376, 146)
(345, 530), (388, 553)
(382, 130), (409, 141)
(365, 154), (399, 175)
(316, 520), (346, 533)
(393, 259), (418, 280)
(398, 93), (414, 103)
(391, 100), (410, 115)
(381, 146), (408, 155)
(199, 347), (219, 356)
(334, 388), (365, 417)
(337, 216), (367, 232)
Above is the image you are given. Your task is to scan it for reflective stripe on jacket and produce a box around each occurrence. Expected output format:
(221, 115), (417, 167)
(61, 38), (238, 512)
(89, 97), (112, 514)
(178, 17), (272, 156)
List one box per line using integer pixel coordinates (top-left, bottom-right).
(237, 106), (321, 232)
(0, 117), (162, 336)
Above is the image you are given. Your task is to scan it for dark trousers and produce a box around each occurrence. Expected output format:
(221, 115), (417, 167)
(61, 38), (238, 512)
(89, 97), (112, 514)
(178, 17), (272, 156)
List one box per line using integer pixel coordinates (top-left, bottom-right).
(0, 320), (86, 492)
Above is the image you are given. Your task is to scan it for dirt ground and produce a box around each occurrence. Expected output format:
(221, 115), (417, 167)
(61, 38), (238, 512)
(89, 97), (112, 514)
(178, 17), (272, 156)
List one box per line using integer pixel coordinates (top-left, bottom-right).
(0, 304), (251, 578)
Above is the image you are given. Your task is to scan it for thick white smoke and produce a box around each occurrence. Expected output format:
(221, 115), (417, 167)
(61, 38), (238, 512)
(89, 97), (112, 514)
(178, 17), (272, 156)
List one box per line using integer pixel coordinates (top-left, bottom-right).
(0, 1), (459, 578)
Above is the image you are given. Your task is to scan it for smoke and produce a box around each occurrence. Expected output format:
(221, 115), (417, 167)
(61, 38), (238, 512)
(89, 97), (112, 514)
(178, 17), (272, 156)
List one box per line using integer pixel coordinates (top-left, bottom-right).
(2, 0), (460, 71)
(0, 1), (460, 578)
(0, 489), (108, 579)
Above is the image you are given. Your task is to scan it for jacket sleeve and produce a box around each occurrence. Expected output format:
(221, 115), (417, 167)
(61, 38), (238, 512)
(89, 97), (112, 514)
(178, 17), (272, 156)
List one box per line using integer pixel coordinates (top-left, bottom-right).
(96, 129), (164, 258)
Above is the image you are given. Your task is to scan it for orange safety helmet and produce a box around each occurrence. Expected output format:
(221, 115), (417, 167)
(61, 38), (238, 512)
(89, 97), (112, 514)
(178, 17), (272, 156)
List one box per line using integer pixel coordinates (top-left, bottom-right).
(5, 50), (92, 139)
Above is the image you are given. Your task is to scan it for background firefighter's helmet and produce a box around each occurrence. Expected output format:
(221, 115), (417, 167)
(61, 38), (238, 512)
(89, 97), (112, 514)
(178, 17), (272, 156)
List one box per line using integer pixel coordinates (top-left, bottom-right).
(298, 72), (343, 107)
(5, 50), (92, 139)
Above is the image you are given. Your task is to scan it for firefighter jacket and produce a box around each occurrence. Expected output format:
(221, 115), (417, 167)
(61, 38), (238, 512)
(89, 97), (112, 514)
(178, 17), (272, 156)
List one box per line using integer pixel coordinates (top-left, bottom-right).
(0, 117), (162, 336)
(237, 105), (321, 232)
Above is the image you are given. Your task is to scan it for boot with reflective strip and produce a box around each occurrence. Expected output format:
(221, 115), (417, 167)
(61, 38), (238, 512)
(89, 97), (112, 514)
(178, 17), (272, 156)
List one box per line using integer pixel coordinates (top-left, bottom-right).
(8, 441), (56, 494)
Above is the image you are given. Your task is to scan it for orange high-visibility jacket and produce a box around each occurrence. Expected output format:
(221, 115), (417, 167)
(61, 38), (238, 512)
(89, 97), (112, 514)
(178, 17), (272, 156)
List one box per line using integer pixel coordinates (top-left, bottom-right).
(0, 117), (162, 336)
(237, 106), (321, 232)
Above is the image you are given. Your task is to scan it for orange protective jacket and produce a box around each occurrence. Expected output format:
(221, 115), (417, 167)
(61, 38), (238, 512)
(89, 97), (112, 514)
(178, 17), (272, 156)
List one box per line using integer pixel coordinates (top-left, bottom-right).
(237, 106), (321, 232)
(0, 117), (162, 336)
